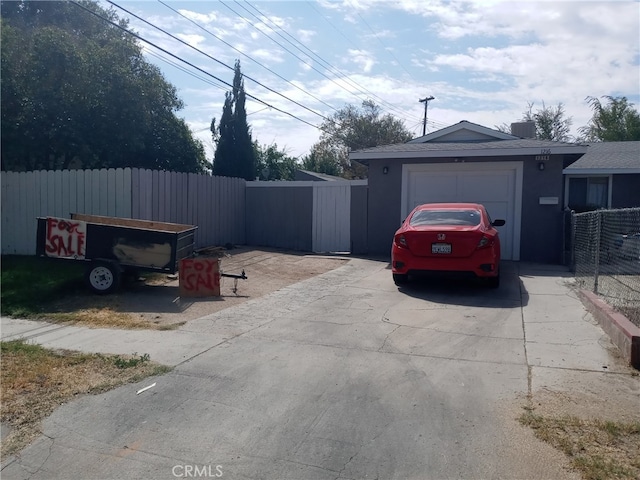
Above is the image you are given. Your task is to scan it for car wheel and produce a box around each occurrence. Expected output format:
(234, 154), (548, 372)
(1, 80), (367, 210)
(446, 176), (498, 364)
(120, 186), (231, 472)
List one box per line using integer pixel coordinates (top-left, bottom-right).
(85, 260), (121, 294)
(487, 273), (500, 289)
(393, 273), (409, 286)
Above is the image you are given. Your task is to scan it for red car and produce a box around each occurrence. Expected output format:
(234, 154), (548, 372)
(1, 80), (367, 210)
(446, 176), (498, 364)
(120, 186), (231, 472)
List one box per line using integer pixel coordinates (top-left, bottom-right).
(391, 203), (505, 288)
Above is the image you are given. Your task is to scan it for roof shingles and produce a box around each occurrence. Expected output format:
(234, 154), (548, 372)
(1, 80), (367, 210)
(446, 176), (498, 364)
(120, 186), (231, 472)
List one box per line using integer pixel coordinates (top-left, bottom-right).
(564, 141), (640, 170)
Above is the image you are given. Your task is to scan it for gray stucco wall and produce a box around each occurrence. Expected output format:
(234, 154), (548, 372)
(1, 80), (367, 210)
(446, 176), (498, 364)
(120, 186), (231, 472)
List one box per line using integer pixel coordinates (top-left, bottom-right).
(245, 186), (313, 251)
(366, 160), (403, 256)
(519, 156), (566, 263)
(365, 155), (569, 263)
(350, 184), (368, 254)
(612, 174), (640, 208)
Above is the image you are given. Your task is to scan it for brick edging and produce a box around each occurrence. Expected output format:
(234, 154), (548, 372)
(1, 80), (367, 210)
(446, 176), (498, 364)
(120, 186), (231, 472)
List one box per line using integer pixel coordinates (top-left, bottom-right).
(577, 289), (640, 369)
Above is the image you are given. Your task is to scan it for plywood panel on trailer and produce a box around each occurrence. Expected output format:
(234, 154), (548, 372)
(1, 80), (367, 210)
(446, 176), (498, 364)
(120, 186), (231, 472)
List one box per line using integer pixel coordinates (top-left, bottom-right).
(71, 213), (195, 233)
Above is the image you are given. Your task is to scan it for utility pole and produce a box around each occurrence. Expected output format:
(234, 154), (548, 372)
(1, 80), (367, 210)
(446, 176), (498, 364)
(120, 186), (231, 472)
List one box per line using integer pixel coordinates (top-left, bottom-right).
(419, 96), (435, 136)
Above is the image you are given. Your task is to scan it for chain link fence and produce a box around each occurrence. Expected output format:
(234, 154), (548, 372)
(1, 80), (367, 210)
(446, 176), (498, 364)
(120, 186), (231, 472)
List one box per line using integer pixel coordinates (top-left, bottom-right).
(569, 207), (640, 327)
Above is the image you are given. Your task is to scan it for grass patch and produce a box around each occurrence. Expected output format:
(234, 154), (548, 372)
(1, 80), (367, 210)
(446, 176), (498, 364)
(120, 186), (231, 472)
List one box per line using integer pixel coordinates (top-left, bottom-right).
(1, 255), (85, 317)
(0, 340), (171, 459)
(44, 308), (185, 330)
(1, 255), (184, 330)
(519, 411), (640, 480)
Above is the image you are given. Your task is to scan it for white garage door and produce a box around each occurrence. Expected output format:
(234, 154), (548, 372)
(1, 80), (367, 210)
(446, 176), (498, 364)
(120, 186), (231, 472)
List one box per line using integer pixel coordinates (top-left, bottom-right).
(401, 162), (523, 260)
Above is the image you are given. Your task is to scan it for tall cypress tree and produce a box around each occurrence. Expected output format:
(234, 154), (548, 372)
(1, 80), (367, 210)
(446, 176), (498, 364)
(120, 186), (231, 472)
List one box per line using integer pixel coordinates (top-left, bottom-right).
(211, 60), (256, 180)
(212, 93), (234, 177)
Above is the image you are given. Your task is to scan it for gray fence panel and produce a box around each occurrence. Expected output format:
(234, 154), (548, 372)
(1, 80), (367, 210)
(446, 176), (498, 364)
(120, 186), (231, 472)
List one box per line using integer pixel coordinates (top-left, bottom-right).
(1, 168), (134, 255)
(246, 184), (313, 251)
(350, 184), (369, 255)
(2, 168), (247, 255)
(130, 170), (246, 249)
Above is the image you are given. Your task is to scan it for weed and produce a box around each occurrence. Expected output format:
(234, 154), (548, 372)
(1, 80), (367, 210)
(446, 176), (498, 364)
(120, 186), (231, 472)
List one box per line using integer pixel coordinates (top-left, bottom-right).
(519, 410), (640, 480)
(113, 353), (150, 369)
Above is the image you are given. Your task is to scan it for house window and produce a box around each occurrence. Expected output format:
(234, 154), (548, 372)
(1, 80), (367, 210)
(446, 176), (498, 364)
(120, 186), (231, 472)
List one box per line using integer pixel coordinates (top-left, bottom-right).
(567, 176), (609, 212)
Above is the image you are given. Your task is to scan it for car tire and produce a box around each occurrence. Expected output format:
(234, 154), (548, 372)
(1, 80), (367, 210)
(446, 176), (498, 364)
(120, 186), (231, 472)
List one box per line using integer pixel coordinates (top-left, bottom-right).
(487, 273), (500, 289)
(85, 260), (121, 294)
(393, 273), (409, 286)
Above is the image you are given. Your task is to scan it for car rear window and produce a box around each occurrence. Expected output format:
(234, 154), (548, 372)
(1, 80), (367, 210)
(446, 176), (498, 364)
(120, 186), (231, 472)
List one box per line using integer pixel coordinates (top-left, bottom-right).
(410, 209), (481, 226)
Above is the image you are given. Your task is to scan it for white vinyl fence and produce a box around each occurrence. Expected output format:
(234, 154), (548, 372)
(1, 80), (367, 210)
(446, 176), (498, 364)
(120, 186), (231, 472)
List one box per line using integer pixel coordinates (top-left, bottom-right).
(1, 168), (246, 255)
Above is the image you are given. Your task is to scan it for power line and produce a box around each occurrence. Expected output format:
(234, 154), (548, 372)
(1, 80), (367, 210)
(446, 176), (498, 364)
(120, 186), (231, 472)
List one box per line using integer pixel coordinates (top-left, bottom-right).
(145, 49), (228, 93)
(219, 1), (364, 105)
(70, 0), (322, 131)
(106, 0), (328, 123)
(72, 0), (426, 154)
(223, 0), (416, 124)
(306, 2), (424, 125)
(241, 0), (420, 125)
(157, 0), (340, 115)
(307, 3), (451, 129)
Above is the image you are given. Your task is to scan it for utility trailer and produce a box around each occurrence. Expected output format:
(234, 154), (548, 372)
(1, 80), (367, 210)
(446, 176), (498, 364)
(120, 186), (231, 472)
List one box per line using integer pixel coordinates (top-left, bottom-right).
(36, 214), (197, 294)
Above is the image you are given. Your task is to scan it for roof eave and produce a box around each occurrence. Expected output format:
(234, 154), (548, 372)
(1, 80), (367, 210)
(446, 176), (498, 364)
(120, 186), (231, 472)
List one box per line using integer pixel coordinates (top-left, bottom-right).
(563, 168), (640, 175)
(351, 145), (588, 161)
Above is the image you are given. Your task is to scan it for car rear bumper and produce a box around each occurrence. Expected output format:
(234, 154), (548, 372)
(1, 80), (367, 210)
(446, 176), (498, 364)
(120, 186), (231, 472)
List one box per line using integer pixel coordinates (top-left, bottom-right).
(391, 248), (499, 278)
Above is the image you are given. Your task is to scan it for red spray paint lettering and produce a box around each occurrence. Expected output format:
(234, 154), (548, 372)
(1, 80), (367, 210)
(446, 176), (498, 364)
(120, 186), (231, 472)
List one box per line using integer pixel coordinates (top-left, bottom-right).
(45, 217), (86, 259)
(180, 258), (220, 293)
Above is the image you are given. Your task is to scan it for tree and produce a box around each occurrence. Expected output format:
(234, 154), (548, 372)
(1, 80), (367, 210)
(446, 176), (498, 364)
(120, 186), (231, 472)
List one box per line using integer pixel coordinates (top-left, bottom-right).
(211, 60), (256, 180)
(497, 102), (573, 141)
(0, 0), (208, 173)
(524, 102), (572, 142)
(301, 144), (342, 177)
(579, 96), (640, 142)
(305, 100), (413, 179)
(254, 143), (297, 181)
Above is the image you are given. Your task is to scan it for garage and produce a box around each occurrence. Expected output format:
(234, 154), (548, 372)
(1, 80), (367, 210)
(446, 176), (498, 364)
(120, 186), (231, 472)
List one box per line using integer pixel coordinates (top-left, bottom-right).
(401, 162), (523, 260)
(350, 120), (588, 263)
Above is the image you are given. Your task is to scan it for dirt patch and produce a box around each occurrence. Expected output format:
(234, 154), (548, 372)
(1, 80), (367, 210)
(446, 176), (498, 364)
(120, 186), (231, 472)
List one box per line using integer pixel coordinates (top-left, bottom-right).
(44, 248), (348, 329)
(514, 352), (640, 480)
(0, 340), (170, 458)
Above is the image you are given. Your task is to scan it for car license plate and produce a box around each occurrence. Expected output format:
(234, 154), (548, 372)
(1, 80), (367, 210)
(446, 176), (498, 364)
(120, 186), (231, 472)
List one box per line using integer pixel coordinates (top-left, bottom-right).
(432, 243), (451, 254)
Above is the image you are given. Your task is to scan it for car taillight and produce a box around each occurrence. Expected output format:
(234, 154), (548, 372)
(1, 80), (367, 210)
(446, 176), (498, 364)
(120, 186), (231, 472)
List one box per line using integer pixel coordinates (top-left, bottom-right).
(395, 234), (407, 248)
(477, 235), (493, 249)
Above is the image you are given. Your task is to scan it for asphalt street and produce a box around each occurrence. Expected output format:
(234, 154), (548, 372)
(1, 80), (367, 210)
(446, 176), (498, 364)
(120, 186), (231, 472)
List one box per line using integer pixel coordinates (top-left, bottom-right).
(1, 258), (637, 480)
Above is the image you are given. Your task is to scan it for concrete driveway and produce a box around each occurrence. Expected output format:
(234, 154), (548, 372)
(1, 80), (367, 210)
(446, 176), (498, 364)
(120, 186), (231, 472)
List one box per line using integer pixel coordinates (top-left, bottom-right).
(2, 258), (638, 480)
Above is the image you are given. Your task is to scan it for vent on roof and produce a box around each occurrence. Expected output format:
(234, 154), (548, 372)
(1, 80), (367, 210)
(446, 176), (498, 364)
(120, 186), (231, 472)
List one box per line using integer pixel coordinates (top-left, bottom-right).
(511, 121), (536, 139)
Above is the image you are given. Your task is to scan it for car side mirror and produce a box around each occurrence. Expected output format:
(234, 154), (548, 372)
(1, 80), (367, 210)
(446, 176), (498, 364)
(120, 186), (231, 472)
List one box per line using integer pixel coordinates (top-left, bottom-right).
(492, 219), (506, 227)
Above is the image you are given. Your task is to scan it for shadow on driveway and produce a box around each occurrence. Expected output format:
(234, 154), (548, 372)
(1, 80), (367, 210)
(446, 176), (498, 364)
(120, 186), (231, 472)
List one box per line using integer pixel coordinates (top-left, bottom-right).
(393, 261), (529, 309)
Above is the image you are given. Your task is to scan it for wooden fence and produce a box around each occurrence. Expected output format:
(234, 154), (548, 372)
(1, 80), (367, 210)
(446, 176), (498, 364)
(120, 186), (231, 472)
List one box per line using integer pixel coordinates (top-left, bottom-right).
(1, 168), (246, 255)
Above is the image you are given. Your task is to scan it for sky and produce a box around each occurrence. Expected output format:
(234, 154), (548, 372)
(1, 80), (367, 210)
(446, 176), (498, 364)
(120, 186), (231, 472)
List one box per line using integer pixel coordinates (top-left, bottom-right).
(98, 0), (640, 161)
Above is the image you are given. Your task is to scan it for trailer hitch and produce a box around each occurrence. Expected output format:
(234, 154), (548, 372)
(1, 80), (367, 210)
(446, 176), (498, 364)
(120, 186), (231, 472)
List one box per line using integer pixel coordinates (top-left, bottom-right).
(220, 269), (247, 294)
(220, 270), (247, 280)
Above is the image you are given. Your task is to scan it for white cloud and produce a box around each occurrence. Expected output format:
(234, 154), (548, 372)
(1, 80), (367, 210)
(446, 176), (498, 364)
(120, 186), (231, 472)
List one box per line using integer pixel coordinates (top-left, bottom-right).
(297, 29), (317, 42)
(347, 49), (377, 73)
(175, 34), (206, 49)
(124, 0), (639, 157)
(251, 49), (286, 64)
(176, 9), (217, 25)
(365, 29), (396, 39)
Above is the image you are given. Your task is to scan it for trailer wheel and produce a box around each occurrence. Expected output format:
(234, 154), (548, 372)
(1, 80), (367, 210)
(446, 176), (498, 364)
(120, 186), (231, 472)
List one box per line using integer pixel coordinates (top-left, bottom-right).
(85, 261), (121, 294)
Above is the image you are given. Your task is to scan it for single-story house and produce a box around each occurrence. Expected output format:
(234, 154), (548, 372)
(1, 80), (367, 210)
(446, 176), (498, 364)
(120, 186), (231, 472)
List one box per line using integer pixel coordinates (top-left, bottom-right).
(350, 120), (592, 264)
(563, 141), (640, 212)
